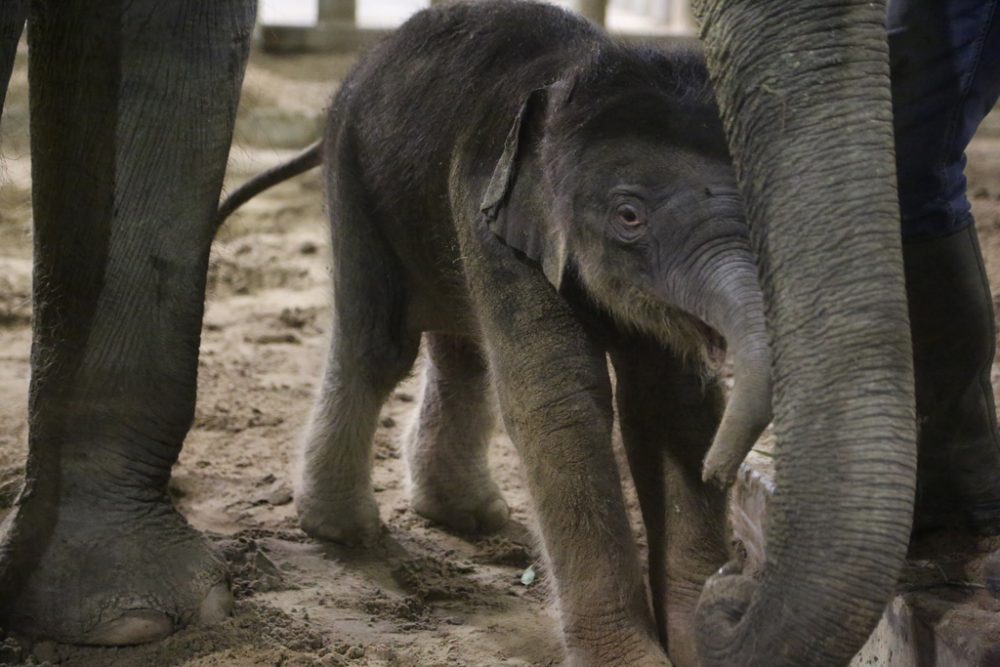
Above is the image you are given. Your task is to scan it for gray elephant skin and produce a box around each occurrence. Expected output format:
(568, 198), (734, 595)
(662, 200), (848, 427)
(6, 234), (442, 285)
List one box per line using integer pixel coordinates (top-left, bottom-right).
(0, 0), (917, 666)
(221, 3), (772, 665)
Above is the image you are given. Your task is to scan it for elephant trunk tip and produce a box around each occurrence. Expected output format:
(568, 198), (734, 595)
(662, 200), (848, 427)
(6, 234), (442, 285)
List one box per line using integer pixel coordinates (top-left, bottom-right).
(701, 354), (772, 489)
(702, 437), (748, 489)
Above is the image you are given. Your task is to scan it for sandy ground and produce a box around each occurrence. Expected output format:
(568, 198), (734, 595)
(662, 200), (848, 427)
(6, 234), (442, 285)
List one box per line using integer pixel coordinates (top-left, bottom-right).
(0, 34), (999, 667)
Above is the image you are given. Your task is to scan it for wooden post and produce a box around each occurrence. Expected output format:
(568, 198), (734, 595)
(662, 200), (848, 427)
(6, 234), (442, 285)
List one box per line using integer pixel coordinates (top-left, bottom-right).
(264, 0), (367, 53)
(577, 0), (607, 25)
(317, 0), (354, 23)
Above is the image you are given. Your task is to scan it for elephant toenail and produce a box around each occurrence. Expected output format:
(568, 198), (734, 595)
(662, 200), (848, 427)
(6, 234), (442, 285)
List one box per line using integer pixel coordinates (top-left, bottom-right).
(198, 582), (234, 625)
(84, 610), (173, 646)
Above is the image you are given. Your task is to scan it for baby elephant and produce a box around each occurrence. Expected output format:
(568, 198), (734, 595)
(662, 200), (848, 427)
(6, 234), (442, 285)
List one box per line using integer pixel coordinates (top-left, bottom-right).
(222, 1), (771, 665)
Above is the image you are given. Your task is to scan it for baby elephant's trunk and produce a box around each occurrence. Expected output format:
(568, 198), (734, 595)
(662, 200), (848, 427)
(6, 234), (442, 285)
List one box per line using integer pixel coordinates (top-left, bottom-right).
(690, 250), (772, 488)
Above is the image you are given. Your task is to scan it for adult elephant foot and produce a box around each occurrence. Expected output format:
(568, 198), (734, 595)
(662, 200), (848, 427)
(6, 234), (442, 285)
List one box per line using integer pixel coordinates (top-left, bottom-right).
(565, 633), (673, 667)
(0, 499), (230, 645)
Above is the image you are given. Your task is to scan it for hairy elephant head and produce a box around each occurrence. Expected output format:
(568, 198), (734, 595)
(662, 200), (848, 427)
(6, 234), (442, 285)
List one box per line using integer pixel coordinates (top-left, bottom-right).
(482, 47), (772, 488)
(686, 1), (917, 665)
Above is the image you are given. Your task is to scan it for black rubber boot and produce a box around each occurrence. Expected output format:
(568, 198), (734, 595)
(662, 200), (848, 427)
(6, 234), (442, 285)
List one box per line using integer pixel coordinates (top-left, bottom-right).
(904, 224), (1000, 535)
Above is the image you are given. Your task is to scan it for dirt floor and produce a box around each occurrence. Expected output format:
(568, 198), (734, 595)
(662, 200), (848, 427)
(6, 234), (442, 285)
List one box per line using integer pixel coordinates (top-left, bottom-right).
(0, 36), (999, 667)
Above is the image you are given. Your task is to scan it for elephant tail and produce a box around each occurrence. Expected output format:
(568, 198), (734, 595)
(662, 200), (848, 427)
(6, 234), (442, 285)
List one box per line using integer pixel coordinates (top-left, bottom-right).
(215, 139), (323, 227)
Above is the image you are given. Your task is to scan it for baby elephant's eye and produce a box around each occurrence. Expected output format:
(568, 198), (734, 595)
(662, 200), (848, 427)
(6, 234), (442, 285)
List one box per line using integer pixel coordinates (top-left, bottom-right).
(616, 203), (644, 227)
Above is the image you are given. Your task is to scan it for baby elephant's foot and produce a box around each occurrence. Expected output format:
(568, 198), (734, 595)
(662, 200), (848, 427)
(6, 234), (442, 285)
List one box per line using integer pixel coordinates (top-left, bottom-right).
(566, 636), (673, 667)
(1, 501), (230, 645)
(295, 485), (381, 546)
(409, 474), (509, 534)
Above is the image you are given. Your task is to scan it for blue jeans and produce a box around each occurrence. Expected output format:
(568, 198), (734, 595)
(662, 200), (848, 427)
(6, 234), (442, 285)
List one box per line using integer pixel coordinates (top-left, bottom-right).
(890, 0), (1000, 240)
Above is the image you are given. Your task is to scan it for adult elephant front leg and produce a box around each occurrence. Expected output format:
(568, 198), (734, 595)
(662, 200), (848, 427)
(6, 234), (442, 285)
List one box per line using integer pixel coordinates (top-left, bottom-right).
(461, 219), (667, 667)
(0, 0), (255, 645)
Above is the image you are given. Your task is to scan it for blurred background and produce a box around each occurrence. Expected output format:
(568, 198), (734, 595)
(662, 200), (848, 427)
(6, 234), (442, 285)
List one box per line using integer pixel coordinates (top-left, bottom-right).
(254, 0), (696, 54)
(258, 0), (695, 36)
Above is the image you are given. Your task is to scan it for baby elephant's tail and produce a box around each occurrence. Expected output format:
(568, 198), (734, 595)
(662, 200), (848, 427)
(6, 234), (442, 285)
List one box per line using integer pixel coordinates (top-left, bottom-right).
(216, 139), (323, 227)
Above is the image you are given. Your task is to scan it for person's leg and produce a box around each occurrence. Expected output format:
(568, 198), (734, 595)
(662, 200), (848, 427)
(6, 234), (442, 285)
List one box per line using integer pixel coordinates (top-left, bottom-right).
(0, 0), (255, 643)
(890, 0), (1000, 535)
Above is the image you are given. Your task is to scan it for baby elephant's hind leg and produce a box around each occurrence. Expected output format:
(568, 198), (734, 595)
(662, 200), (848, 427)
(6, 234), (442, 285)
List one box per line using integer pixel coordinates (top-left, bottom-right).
(295, 144), (419, 546)
(404, 333), (509, 533)
(297, 309), (418, 546)
(297, 334), (416, 545)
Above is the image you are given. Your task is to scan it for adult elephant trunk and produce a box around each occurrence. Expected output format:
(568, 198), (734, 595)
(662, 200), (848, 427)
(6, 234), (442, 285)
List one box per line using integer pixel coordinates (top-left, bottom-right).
(689, 1), (917, 666)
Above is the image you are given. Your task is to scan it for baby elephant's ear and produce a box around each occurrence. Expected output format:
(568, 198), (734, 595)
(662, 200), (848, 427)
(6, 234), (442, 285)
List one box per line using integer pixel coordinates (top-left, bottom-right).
(480, 86), (567, 290)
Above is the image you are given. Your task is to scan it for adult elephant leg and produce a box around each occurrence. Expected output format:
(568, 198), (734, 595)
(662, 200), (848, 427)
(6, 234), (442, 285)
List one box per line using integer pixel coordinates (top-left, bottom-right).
(690, 1), (916, 665)
(460, 219), (666, 667)
(0, 0), (26, 114)
(0, 0), (255, 645)
(403, 333), (509, 534)
(611, 337), (729, 667)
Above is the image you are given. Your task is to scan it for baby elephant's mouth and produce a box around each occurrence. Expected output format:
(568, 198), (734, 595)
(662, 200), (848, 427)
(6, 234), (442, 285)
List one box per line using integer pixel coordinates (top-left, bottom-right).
(693, 319), (728, 368)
